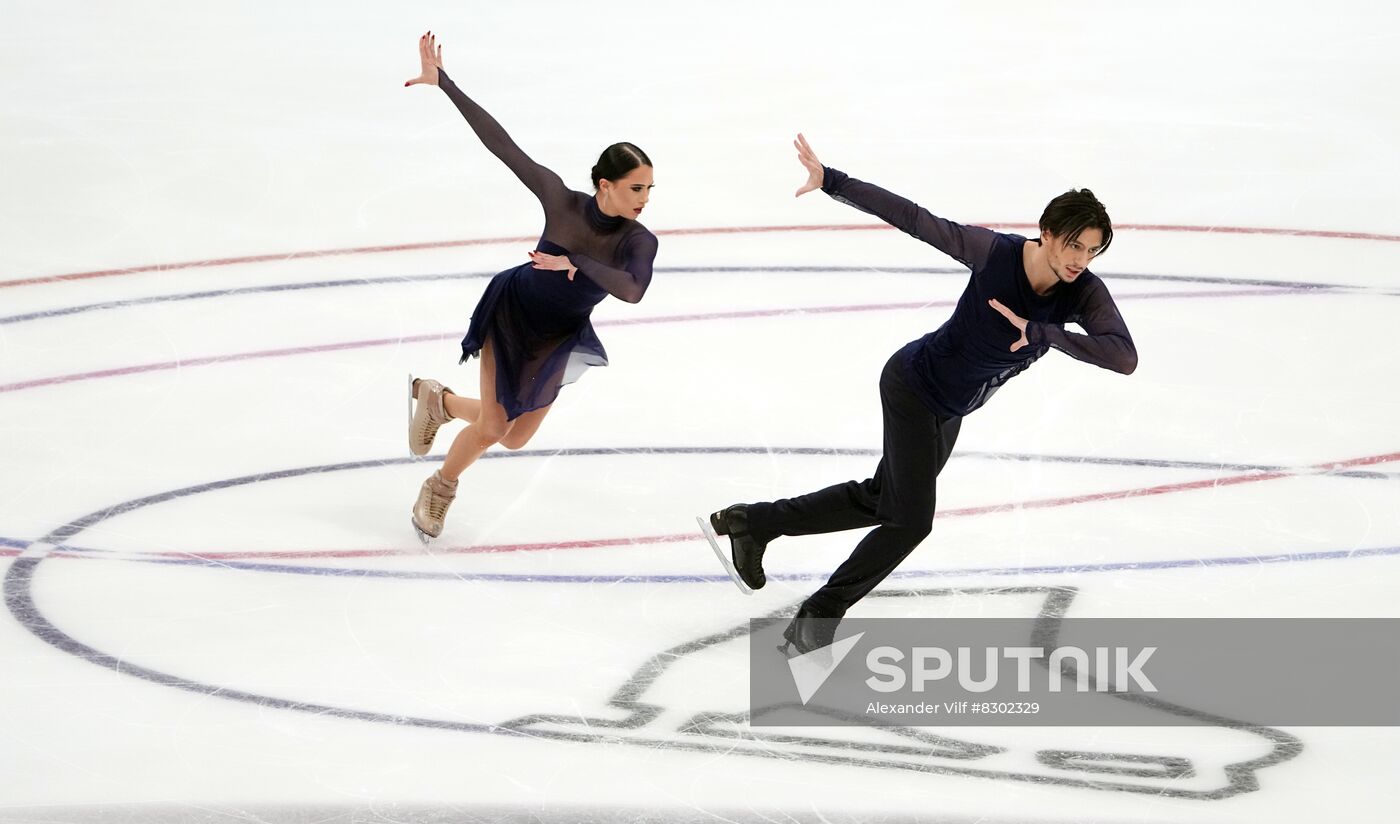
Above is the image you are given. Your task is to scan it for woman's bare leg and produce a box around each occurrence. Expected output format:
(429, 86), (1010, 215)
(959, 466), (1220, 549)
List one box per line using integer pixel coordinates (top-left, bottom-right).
(441, 338), (511, 481)
(442, 393), (482, 423)
(499, 404), (553, 450)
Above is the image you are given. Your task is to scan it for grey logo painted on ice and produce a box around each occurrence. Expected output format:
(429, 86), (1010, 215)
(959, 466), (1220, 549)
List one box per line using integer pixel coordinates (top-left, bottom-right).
(497, 586), (1301, 799)
(5, 520), (1302, 800)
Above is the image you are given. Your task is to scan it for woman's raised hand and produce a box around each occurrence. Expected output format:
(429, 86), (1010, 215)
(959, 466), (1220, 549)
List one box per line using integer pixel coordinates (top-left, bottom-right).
(404, 31), (443, 87)
(794, 133), (825, 197)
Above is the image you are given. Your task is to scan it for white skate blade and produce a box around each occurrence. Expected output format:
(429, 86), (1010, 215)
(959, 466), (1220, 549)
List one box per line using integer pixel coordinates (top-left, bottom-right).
(696, 515), (753, 595)
(411, 516), (433, 545)
(407, 372), (415, 458)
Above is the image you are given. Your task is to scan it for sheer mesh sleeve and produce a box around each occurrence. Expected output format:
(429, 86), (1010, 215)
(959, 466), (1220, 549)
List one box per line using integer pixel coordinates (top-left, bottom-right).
(822, 167), (998, 270)
(437, 68), (568, 205)
(1027, 276), (1138, 374)
(571, 230), (658, 304)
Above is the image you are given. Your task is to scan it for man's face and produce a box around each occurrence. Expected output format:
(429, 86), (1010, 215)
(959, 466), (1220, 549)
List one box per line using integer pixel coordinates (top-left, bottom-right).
(1041, 227), (1105, 285)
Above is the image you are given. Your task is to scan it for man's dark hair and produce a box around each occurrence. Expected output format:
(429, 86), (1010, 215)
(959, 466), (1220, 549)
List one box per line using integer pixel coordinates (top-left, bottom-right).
(1039, 189), (1113, 256)
(591, 142), (652, 189)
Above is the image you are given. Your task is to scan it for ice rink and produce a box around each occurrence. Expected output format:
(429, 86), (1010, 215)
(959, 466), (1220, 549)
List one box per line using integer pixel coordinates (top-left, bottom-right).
(2, 1), (1399, 821)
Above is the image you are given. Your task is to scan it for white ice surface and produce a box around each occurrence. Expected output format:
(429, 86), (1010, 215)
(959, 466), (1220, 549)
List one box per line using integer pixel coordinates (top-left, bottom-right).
(2, 1), (1399, 822)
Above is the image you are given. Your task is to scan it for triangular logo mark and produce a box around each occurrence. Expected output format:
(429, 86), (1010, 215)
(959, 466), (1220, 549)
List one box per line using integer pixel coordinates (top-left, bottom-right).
(787, 632), (865, 705)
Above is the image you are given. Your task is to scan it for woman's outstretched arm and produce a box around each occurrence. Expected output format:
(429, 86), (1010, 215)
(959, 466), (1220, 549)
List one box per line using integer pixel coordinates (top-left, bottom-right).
(406, 32), (566, 204)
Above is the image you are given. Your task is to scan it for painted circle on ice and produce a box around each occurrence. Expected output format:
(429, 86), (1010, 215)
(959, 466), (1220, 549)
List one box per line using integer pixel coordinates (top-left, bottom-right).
(4, 445), (1397, 582)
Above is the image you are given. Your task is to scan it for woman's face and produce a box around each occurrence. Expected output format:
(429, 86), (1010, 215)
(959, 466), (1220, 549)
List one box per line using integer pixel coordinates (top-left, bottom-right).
(598, 166), (654, 219)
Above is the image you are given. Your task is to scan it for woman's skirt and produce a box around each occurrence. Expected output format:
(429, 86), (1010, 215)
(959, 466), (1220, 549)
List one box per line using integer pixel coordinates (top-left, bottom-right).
(459, 262), (608, 421)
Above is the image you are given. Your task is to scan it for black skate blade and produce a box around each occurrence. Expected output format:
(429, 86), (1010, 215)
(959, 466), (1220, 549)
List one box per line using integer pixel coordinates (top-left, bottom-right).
(695, 515), (753, 595)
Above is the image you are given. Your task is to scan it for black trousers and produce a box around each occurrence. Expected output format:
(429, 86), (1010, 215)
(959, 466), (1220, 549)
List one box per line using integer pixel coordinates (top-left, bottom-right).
(747, 352), (962, 616)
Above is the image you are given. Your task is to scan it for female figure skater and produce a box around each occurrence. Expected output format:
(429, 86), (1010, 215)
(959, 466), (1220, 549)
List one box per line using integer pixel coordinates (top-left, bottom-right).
(403, 32), (657, 542)
(700, 134), (1137, 655)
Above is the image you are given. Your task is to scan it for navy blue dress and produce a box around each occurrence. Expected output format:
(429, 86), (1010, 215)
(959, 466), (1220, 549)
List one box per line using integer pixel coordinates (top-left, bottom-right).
(438, 68), (658, 420)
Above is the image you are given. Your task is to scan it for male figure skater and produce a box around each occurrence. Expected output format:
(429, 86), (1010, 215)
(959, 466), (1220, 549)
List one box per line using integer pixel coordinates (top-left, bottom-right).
(701, 134), (1137, 655)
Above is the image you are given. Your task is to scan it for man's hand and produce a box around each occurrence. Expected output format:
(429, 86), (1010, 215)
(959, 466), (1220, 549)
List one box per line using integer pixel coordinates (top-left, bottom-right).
(988, 298), (1030, 352)
(794, 133), (824, 197)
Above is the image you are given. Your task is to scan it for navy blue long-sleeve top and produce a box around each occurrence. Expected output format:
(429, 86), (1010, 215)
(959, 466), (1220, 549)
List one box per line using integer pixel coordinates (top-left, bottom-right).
(437, 68), (657, 304)
(822, 167), (1137, 419)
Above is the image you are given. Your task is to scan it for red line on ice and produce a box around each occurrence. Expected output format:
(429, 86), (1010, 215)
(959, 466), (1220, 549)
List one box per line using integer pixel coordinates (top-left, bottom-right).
(4, 221), (1398, 289)
(0, 287), (1303, 396)
(95, 449), (1399, 564)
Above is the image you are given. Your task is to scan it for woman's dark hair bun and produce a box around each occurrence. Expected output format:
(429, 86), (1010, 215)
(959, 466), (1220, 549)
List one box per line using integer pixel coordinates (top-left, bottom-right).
(592, 142), (652, 189)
